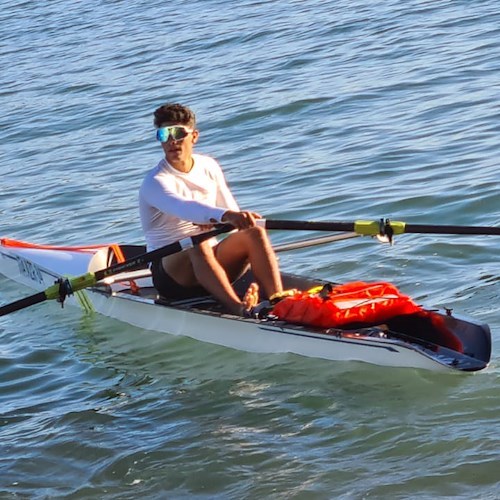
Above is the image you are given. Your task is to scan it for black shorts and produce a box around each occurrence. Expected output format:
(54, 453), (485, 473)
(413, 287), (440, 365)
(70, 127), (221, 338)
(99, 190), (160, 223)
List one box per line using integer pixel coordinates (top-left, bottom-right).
(151, 259), (207, 300)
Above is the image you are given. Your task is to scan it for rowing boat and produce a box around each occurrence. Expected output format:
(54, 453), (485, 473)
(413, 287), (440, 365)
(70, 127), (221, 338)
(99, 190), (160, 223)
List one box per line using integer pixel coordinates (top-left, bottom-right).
(0, 235), (491, 372)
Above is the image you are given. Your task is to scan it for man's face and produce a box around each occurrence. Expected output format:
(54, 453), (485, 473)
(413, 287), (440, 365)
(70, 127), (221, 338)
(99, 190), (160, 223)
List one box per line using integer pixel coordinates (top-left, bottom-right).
(158, 122), (199, 165)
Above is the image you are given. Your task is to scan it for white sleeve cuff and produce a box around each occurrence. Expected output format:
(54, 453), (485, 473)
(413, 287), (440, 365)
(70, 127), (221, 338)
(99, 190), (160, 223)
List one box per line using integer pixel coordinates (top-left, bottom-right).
(209, 207), (228, 224)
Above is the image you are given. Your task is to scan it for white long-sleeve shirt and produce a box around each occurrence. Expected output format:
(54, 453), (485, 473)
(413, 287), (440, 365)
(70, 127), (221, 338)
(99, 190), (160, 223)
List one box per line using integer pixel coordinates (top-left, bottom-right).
(139, 154), (239, 250)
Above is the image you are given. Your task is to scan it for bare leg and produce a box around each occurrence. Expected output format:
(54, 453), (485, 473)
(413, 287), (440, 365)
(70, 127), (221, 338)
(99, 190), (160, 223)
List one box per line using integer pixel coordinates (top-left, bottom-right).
(161, 227), (282, 314)
(162, 241), (244, 314)
(215, 226), (283, 298)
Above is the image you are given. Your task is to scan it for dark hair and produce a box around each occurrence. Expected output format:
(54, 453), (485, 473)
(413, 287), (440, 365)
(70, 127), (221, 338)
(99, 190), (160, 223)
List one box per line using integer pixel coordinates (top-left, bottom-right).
(153, 103), (196, 128)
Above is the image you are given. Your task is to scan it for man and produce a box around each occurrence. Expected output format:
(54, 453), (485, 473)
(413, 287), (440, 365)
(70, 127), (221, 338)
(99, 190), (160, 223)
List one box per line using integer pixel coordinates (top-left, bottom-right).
(139, 103), (283, 316)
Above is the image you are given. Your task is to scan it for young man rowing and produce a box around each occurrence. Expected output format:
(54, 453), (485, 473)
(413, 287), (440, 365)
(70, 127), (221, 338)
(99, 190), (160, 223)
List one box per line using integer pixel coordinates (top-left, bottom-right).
(139, 103), (283, 316)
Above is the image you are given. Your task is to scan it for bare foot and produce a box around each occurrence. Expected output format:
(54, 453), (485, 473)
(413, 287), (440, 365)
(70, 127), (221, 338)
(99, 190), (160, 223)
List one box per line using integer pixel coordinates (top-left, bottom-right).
(242, 282), (259, 314)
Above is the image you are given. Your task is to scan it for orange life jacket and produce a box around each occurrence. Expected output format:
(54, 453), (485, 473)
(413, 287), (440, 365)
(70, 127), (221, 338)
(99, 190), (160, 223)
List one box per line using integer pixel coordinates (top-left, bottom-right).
(271, 281), (464, 353)
(271, 281), (422, 328)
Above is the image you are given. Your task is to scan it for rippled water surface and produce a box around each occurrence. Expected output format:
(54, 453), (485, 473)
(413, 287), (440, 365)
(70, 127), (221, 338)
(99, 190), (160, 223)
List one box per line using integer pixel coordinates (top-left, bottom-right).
(1, 1), (499, 498)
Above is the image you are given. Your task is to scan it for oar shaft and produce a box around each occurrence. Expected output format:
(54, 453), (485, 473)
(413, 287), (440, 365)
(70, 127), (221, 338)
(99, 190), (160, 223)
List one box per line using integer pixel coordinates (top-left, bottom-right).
(405, 224), (500, 236)
(0, 291), (47, 316)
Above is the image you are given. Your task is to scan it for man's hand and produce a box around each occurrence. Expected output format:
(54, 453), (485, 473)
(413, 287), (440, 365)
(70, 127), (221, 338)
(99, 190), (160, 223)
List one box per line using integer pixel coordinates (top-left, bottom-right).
(221, 210), (261, 230)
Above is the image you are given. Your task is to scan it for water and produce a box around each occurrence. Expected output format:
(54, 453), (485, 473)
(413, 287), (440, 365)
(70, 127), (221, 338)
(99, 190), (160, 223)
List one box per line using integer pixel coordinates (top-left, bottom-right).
(1, 0), (499, 498)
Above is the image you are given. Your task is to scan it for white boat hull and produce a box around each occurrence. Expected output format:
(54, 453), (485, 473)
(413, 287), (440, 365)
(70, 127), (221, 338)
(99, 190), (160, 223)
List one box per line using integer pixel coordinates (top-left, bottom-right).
(0, 239), (491, 372)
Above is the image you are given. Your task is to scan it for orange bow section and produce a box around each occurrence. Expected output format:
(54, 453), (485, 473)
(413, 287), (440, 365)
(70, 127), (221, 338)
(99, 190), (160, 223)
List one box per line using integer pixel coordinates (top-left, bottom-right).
(0, 238), (109, 253)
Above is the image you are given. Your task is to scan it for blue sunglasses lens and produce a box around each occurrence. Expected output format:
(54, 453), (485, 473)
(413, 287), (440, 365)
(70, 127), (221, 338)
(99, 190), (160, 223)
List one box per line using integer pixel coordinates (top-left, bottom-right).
(156, 126), (190, 143)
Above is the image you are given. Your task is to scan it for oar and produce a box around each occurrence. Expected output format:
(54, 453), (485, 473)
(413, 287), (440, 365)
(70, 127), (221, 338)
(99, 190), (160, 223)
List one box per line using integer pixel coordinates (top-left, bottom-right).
(261, 219), (500, 240)
(0, 224), (235, 317)
(2, 217), (497, 316)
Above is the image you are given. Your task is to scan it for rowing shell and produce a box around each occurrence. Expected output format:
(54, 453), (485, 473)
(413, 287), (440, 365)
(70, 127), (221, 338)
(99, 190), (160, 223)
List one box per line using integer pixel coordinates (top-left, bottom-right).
(0, 238), (491, 372)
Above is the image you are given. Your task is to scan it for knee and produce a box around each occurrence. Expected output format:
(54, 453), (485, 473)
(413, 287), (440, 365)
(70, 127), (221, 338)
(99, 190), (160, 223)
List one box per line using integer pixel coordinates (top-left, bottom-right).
(189, 240), (216, 261)
(244, 225), (269, 245)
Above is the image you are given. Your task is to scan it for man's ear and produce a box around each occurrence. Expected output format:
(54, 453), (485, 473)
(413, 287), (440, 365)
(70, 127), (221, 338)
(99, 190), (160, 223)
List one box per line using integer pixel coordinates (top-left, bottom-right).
(192, 129), (199, 144)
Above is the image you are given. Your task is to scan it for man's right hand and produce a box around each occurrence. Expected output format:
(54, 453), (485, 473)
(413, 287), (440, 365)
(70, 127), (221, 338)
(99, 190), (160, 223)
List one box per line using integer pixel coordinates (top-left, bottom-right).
(221, 210), (261, 230)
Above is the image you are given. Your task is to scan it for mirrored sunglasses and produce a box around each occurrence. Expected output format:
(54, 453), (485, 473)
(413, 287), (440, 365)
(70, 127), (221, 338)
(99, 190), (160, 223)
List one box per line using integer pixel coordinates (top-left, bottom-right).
(156, 126), (192, 143)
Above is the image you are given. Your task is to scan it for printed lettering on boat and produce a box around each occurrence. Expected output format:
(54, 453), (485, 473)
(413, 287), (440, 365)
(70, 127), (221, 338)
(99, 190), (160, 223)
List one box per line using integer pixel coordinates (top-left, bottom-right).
(15, 256), (44, 284)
